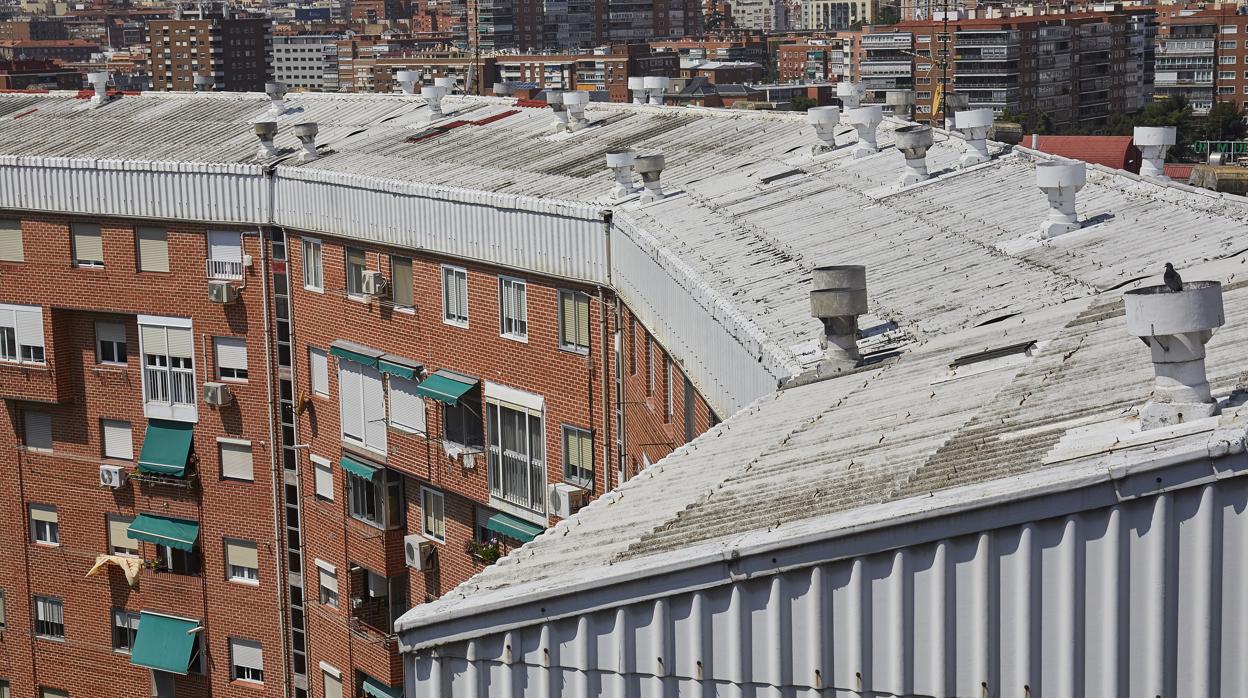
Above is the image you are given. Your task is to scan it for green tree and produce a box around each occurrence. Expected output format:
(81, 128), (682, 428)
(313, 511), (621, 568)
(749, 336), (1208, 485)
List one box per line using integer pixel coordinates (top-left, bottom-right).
(1201, 101), (1248, 142)
(790, 96), (817, 112)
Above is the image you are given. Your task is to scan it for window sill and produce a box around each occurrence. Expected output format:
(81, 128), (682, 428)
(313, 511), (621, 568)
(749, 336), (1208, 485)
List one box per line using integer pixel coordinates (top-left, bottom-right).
(388, 423), (426, 437)
(218, 378), (249, 384)
(229, 577), (261, 587)
(500, 333), (529, 344)
(96, 362), (128, 369)
(558, 345), (590, 356)
(303, 285), (324, 294)
(32, 541), (60, 548)
(229, 679), (266, 690)
(0, 361), (48, 371)
(442, 319), (469, 330)
(346, 294), (370, 304)
(35, 635), (66, 643)
(393, 305), (415, 315)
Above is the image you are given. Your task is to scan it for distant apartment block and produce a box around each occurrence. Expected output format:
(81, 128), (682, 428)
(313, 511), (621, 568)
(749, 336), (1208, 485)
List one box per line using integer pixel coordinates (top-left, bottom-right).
(274, 35), (339, 91)
(148, 10), (271, 92)
(1156, 6), (1248, 115)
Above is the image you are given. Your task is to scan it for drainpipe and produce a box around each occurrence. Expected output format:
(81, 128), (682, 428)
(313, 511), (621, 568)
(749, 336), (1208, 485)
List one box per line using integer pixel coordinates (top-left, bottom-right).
(599, 285), (611, 497)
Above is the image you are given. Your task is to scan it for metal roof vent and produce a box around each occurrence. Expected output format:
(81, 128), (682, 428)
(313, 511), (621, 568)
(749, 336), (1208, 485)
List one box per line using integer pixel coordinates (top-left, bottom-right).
(420, 85), (447, 119)
(265, 81), (288, 115)
(1124, 278), (1224, 429)
(493, 81), (513, 96)
(643, 76), (670, 105)
(605, 149), (637, 198)
(293, 122), (319, 162)
(809, 265), (867, 369)
(844, 105), (882, 158)
(885, 89), (914, 121)
(634, 153), (665, 203)
(563, 90), (589, 130)
(1036, 160), (1085, 238)
(254, 120), (278, 159)
(86, 71), (109, 106)
(434, 75), (456, 93)
(396, 70), (420, 95)
(942, 92), (968, 130)
(193, 75), (214, 92)
(895, 124), (933, 186)
(806, 106), (841, 153)
(628, 76), (646, 104)
(546, 90), (569, 132)
(836, 81), (863, 109)
(954, 108), (993, 167)
(1135, 126), (1176, 181)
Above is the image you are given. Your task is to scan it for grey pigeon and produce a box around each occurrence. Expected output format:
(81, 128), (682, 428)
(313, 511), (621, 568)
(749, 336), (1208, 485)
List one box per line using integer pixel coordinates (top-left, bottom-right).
(1164, 263), (1183, 292)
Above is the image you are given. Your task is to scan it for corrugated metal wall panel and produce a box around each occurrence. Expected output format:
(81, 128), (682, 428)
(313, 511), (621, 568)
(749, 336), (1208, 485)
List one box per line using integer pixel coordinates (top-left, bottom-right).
(407, 475), (1248, 698)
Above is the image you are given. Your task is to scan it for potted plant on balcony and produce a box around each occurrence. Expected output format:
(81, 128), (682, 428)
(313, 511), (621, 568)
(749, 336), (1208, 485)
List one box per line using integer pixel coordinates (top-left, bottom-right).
(467, 539), (502, 565)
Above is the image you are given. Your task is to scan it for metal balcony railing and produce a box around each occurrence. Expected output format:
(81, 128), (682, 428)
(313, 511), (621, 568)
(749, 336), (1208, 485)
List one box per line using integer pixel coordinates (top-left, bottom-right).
(206, 258), (243, 280)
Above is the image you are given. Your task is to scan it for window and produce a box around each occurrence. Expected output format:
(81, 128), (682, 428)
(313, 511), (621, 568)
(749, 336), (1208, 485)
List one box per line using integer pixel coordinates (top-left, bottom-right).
(1222, 25), (1237, 33)
(322, 664), (343, 698)
(444, 389), (484, 450)
(24, 411), (51, 452)
(562, 426), (593, 488)
(214, 337), (248, 381)
(207, 230), (243, 279)
(317, 560), (338, 607)
(684, 377), (696, 442)
(30, 504), (58, 545)
(136, 227), (169, 272)
(0, 683), (6, 698)
(40, 690), (67, 698)
(72, 222), (104, 267)
(313, 455), (333, 500)
(302, 238), (323, 290)
(665, 355), (674, 422)
(442, 265), (469, 325)
(345, 247), (366, 296)
(0, 588), (6, 628)
(218, 438), (253, 481)
(108, 516), (138, 556)
(309, 347), (329, 396)
(0, 303), (45, 364)
(486, 401), (545, 514)
(1220, 71), (1236, 80)
(1220, 40), (1236, 49)
(230, 638), (264, 684)
(0, 219), (23, 262)
(629, 319), (637, 375)
(388, 376), (426, 433)
(101, 419), (133, 460)
(155, 544), (200, 575)
(646, 336), (654, 396)
(34, 596), (64, 639)
(95, 322), (127, 365)
(226, 539), (259, 583)
(421, 488), (445, 541)
(391, 256), (413, 309)
(347, 467), (403, 528)
(558, 290), (590, 352)
(498, 277), (528, 340)
(111, 609), (140, 652)
(139, 319), (196, 416)
(1220, 55), (1236, 64)
(338, 361), (387, 454)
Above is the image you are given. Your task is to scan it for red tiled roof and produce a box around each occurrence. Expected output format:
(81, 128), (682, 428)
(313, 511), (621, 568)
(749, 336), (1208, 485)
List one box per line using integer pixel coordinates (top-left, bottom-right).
(1164, 164), (1195, 181)
(1020, 135), (1142, 174)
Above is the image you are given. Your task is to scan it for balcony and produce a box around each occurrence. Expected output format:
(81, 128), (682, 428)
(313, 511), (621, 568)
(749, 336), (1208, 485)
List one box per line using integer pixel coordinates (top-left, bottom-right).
(206, 258), (242, 280)
(955, 63), (1019, 76)
(1156, 40), (1214, 56)
(955, 35), (1014, 47)
(488, 446), (546, 516)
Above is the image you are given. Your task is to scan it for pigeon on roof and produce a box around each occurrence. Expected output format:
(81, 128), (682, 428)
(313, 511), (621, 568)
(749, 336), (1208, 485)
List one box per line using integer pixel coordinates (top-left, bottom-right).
(1164, 262), (1183, 292)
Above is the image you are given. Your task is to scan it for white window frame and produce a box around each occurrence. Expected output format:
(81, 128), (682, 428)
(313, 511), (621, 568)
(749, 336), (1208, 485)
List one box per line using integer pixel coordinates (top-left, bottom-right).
(229, 637), (264, 684)
(108, 515), (138, 557)
(219, 437), (254, 482)
(345, 247), (367, 297)
(207, 230), (244, 280)
(302, 237), (323, 291)
(111, 608), (140, 653)
(665, 355), (674, 422)
(312, 454), (333, 500)
(102, 418), (133, 461)
(338, 361), (387, 455)
(316, 560), (339, 607)
(24, 411), (51, 452)
(95, 321), (127, 366)
(135, 226), (169, 273)
(421, 487), (445, 542)
(138, 315), (196, 422)
(388, 375), (427, 434)
(562, 425), (594, 488)
(321, 663), (343, 698)
(0, 303), (46, 365)
(30, 504), (59, 546)
(498, 276), (528, 341)
(214, 336), (248, 382)
(225, 538), (260, 584)
(309, 347), (329, 397)
(390, 255), (413, 310)
(72, 222), (104, 268)
(34, 596), (64, 640)
(485, 388), (546, 518)
(441, 264), (469, 327)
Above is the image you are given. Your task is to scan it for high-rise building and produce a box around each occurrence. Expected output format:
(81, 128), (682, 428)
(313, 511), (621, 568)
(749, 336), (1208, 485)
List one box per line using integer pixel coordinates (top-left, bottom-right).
(1155, 6), (1248, 116)
(273, 35), (340, 91)
(148, 7), (272, 92)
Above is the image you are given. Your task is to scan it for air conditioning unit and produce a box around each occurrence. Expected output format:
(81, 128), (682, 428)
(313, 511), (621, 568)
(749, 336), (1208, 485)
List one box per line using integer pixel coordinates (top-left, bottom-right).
(208, 280), (239, 304)
(361, 270), (387, 296)
(99, 464), (126, 489)
(547, 482), (586, 519)
(404, 534), (436, 571)
(203, 381), (233, 406)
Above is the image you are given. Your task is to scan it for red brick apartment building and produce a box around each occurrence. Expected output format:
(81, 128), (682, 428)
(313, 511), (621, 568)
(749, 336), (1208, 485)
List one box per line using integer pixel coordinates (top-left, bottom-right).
(0, 100), (716, 698)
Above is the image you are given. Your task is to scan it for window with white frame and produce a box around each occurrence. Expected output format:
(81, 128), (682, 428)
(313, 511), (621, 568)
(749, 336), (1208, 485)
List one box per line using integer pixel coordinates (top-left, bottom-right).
(338, 361), (386, 454)
(486, 398), (545, 515)
(302, 238), (323, 290)
(24, 411), (51, 452)
(562, 426), (593, 488)
(102, 419), (133, 460)
(0, 303), (45, 364)
(312, 455), (333, 500)
(108, 515), (138, 556)
(30, 504), (58, 545)
(316, 560), (338, 607)
(498, 277), (528, 340)
(219, 439), (253, 481)
(0, 219), (23, 262)
(111, 609), (140, 652)
(39, 689), (66, 698)
(347, 467), (403, 529)
(345, 247), (366, 296)
(136, 227), (169, 273)
(558, 290), (590, 352)
(421, 488), (445, 541)
(309, 347), (329, 396)
(207, 230), (243, 280)
(391, 256), (413, 309)
(34, 596), (64, 639)
(322, 664), (343, 698)
(225, 539), (259, 583)
(72, 222), (104, 267)
(230, 638), (264, 683)
(95, 321), (126, 365)
(214, 337), (248, 381)
(646, 336), (654, 396)
(0, 588), (6, 628)
(665, 355), (674, 422)
(442, 265), (468, 325)
(388, 376), (426, 433)
(139, 319), (195, 417)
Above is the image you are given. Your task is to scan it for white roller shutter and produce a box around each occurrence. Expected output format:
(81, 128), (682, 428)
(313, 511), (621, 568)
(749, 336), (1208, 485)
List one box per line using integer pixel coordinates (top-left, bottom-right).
(24, 411), (51, 451)
(208, 231), (242, 262)
(136, 227), (169, 272)
(166, 327), (193, 360)
(15, 308), (43, 348)
(361, 364), (386, 453)
(140, 325), (168, 356)
(322, 668), (343, 698)
(215, 337), (247, 371)
(108, 516), (137, 553)
(0, 220), (24, 262)
(72, 223), (103, 264)
(225, 540), (258, 570)
(96, 321), (125, 345)
(312, 455), (333, 500)
(388, 377), (426, 433)
(309, 347), (328, 395)
(102, 419), (133, 460)
(29, 504), (56, 523)
(230, 638), (263, 672)
(338, 363), (364, 441)
(220, 440), (254, 481)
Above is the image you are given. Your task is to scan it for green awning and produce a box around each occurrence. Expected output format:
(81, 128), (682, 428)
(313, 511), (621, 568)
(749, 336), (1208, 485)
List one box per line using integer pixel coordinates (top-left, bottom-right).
(128, 513), (200, 552)
(414, 370), (477, 405)
(340, 455), (379, 480)
(137, 419), (194, 477)
(486, 512), (544, 543)
(360, 674), (402, 698)
(130, 612), (200, 674)
(329, 340), (383, 368)
(378, 354), (421, 380)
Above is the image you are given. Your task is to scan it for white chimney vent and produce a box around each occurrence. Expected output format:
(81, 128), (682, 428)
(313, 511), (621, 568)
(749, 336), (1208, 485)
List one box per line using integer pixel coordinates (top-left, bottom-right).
(634, 153), (666, 203)
(434, 75), (456, 92)
(563, 90), (589, 130)
(396, 70), (420, 94)
(942, 92), (969, 130)
(643, 76), (670, 105)
(254, 120), (278, 159)
(1035, 160), (1085, 239)
(809, 265), (867, 369)
(844, 105), (882, 159)
(265, 81), (288, 115)
(493, 81), (512, 96)
(421, 85), (447, 119)
(294, 122), (319, 162)
(894, 124), (934, 186)
(1135, 126), (1176, 181)
(885, 89), (914, 120)
(605, 149), (637, 198)
(954, 108), (993, 167)
(1124, 279), (1225, 429)
(628, 76), (646, 104)
(193, 74), (213, 92)
(836, 81), (863, 109)
(546, 90), (569, 132)
(86, 71), (109, 106)
(806, 106), (841, 153)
